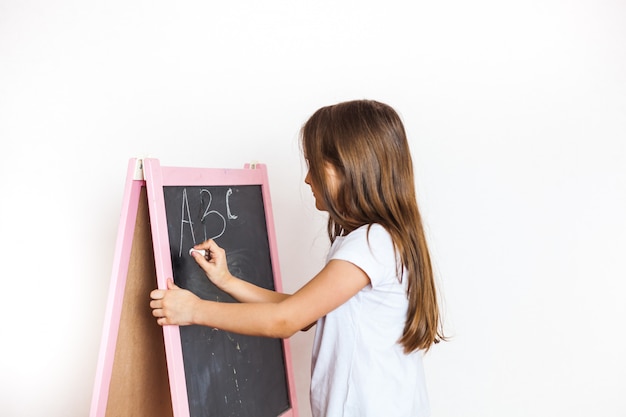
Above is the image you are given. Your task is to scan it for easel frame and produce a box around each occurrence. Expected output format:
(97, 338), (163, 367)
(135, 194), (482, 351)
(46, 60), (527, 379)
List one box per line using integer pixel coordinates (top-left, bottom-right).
(90, 158), (298, 417)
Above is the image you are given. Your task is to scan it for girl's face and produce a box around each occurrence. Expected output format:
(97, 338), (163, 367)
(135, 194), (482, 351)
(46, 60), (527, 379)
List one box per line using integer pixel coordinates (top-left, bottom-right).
(304, 162), (340, 212)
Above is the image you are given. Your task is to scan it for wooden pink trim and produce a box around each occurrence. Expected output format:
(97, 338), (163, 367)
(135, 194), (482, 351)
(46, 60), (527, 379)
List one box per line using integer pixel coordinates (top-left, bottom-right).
(89, 159), (144, 417)
(143, 158), (191, 417)
(159, 165), (269, 186)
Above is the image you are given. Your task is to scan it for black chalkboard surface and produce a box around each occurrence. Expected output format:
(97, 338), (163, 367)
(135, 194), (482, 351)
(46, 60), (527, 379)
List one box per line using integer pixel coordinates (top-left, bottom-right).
(163, 185), (290, 417)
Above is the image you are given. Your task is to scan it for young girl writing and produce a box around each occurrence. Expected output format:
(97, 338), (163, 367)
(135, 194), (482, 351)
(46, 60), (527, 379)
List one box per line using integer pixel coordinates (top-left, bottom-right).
(150, 99), (444, 417)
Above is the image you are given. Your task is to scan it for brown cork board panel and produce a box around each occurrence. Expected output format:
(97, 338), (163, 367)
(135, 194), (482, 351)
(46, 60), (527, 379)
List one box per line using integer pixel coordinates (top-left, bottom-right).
(105, 187), (174, 417)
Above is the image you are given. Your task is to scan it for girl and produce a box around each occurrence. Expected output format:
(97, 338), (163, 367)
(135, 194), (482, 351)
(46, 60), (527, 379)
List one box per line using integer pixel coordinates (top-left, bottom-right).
(150, 99), (444, 417)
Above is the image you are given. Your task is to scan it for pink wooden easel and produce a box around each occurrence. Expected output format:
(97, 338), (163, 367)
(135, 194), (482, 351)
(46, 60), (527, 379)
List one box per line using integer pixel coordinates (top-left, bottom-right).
(90, 158), (298, 417)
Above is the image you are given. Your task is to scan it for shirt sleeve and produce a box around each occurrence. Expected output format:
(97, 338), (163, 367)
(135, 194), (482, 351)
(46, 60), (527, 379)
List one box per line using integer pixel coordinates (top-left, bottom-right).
(328, 224), (399, 289)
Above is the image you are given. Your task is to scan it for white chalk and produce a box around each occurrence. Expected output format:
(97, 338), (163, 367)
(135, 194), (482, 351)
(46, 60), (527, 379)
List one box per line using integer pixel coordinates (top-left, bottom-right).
(189, 248), (207, 257)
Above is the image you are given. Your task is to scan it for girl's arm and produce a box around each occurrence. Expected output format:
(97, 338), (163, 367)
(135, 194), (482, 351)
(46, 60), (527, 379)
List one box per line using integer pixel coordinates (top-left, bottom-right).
(189, 239), (289, 304)
(150, 257), (370, 339)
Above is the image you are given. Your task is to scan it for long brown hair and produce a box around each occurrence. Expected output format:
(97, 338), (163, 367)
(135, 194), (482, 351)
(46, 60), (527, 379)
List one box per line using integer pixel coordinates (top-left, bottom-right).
(301, 99), (444, 352)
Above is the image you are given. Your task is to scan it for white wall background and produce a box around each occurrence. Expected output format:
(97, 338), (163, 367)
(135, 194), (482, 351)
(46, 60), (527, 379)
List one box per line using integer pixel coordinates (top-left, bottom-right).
(1, 1), (625, 416)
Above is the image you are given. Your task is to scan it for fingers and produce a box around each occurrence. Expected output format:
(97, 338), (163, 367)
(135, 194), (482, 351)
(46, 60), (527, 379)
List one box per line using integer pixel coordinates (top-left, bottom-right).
(191, 242), (221, 272)
(151, 279), (178, 326)
(150, 296), (166, 322)
(191, 239), (225, 262)
(150, 289), (165, 300)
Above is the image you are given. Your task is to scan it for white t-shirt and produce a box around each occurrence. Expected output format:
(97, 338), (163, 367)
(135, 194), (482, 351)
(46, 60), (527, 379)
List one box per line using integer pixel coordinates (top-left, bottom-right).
(310, 224), (430, 417)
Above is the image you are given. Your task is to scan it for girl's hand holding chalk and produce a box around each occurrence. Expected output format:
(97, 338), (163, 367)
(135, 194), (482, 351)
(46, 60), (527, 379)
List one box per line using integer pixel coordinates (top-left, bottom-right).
(189, 240), (234, 292)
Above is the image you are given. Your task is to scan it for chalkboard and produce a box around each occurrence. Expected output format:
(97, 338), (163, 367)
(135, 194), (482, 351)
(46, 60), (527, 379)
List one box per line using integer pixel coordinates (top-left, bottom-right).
(90, 159), (298, 417)
(163, 185), (290, 417)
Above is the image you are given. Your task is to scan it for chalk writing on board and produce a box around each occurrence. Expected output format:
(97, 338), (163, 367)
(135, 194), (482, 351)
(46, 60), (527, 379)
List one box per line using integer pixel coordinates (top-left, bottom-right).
(226, 188), (238, 220)
(177, 188), (238, 257)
